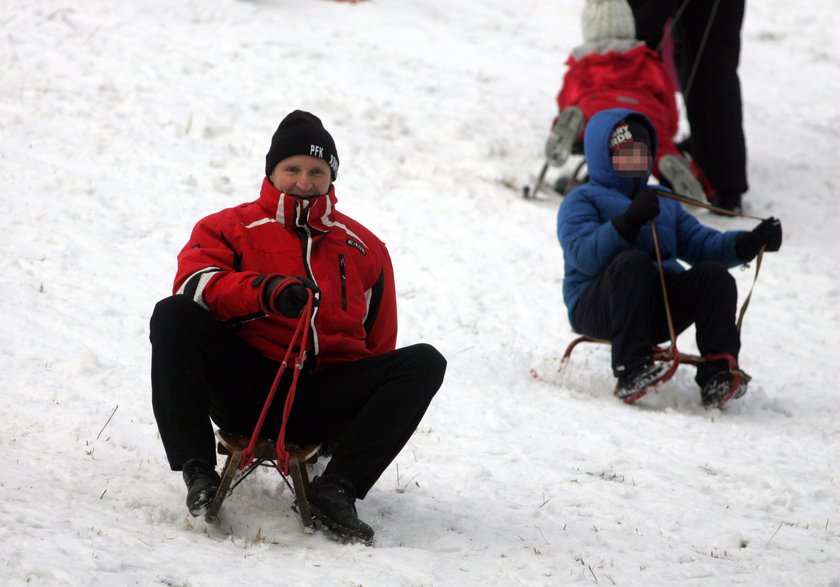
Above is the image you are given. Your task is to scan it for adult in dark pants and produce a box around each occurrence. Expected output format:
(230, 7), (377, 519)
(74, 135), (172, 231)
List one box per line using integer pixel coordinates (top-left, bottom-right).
(150, 110), (446, 543)
(628, 0), (748, 212)
(557, 108), (782, 406)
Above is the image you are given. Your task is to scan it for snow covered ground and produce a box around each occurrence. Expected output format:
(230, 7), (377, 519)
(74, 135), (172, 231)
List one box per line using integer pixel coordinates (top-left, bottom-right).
(2, 0), (839, 585)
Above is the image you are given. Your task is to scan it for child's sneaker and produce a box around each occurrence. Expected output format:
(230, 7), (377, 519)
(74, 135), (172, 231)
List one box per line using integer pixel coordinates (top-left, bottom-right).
(701, 371), (749, 408)
(657, 154), (706, 199)
(545, 106), (584, 167)
(614, 361), (670, 402)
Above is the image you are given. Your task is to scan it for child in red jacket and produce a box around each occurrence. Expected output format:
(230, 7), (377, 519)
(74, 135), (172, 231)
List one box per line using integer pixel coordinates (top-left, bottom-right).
(545, 0), (712, 200)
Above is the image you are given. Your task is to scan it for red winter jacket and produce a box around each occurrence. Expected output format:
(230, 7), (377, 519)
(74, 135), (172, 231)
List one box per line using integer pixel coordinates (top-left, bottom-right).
(174, 178), (397, 370)
(557, 42), (681, 161)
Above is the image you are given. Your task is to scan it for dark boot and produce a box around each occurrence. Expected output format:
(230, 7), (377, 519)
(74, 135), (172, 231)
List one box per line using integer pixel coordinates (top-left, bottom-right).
(710, 191), (743, 214)
(182, 458), (220, 517)
(306, 474), (374, 544)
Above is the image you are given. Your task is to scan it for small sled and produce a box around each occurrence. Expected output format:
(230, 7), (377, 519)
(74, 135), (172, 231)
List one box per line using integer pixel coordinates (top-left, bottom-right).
(523, 132), (588, 199)
(559, 335), (749, 408)
(204, 429), (323, 527)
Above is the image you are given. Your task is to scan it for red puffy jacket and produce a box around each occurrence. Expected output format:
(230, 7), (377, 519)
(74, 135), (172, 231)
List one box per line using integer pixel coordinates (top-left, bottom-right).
(558, 42), (680, 160)
(174, 178), (397, 370)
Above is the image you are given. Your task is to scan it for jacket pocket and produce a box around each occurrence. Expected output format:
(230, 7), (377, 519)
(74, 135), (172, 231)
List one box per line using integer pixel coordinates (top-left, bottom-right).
(338, 254), (347, 311)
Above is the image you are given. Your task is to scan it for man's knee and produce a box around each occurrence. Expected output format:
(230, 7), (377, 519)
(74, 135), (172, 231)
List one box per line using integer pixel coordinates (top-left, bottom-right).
(401, 343), (447, 391)
(149, 295), (212, 343)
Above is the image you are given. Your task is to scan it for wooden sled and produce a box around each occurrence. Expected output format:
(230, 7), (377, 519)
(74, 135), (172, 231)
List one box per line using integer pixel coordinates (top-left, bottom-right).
(205, 429), (323, 528)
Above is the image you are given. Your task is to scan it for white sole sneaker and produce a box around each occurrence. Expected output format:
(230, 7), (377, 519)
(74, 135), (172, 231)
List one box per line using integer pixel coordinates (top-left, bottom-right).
(658, 154), (705, 198)
(545, 106), (584, 167)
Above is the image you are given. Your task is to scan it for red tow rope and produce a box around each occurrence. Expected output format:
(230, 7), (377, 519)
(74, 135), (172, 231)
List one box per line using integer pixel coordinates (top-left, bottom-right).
(241, 291), (313, 476)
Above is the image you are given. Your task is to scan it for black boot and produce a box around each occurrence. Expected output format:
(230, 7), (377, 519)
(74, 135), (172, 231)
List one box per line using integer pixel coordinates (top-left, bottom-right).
(306, 474), (374, 544)
(182, 458), (220, 517)
(710, 191), (743, 214)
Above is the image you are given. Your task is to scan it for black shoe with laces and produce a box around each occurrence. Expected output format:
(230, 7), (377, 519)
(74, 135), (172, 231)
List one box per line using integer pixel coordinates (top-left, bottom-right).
(615, 361), (670, 401)
(306, 474), (374, 544)
(182, 458), (221, 517)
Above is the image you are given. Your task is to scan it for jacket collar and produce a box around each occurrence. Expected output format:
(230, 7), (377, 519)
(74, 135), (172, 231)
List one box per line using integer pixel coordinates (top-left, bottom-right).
(258, 177), (338, 233)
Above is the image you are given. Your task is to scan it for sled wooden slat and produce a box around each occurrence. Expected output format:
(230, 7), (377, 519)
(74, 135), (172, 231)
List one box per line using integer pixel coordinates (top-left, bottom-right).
(204, 429), (322, 528)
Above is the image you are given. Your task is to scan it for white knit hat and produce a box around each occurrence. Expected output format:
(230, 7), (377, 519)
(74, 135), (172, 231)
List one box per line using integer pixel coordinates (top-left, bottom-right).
(581, 0), (636, 43)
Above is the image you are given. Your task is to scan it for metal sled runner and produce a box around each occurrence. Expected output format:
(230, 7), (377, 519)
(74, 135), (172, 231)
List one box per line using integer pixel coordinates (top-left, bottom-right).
(559, 335), (749, 407)
(205, 429), (323, 527)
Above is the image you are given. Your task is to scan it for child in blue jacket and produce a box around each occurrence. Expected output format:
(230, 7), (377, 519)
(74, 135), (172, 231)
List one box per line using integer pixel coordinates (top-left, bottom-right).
(557, 108), (782, 406)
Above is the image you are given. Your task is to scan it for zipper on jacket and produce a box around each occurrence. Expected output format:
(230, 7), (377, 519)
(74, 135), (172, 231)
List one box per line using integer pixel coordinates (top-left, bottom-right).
(339, 254), (347, 311)
(294, 201), (319, 357)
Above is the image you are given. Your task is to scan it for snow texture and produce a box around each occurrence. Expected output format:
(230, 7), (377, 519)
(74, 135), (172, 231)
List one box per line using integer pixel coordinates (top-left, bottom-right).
(1, 0), (839, 585)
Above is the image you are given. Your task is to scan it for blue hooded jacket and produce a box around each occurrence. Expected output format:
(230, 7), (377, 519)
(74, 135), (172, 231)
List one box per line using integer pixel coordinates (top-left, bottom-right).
(557, 108), (743, 331)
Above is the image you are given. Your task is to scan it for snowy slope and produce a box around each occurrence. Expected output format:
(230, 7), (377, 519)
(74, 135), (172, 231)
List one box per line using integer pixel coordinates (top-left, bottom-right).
(1, 1), (839, 585)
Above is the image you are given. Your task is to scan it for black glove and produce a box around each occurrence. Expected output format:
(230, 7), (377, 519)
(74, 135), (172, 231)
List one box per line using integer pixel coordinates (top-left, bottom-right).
(735, 217), (782, 262)
(613, 189), (660, 241)
(261, 275), (319, 318)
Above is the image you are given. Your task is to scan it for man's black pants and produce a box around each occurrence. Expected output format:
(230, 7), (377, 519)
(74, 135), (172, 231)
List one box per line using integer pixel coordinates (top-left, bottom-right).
(573, 250), (740, 386)
(150, 295), (446, 498)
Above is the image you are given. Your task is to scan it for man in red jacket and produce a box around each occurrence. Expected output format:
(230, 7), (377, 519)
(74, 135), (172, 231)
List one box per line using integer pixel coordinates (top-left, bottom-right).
(150, 110), (447, 544)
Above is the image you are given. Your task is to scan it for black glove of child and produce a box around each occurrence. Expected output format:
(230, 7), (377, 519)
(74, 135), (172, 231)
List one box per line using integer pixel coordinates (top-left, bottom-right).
(735, 217), (783, 262)
(613, 189), (660, 241)
(261, 275), (319, 318)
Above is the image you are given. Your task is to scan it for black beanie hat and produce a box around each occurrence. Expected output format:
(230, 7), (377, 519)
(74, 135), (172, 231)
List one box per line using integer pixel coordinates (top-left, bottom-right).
(265, 110), (339, 180)
(609, 118), (651, 154)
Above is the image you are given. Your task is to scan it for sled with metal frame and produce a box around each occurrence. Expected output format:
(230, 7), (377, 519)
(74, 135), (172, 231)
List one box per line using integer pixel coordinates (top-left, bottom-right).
(204, 430), (323, 528)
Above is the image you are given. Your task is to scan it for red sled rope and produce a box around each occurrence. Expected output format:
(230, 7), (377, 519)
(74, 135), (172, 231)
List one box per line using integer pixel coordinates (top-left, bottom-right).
(241, 291), (314, 475)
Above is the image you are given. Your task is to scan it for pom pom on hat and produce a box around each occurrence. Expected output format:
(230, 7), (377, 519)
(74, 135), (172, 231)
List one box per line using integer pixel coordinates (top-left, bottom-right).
(265, 110), (339, 180)
(582, 0), (636, 43)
